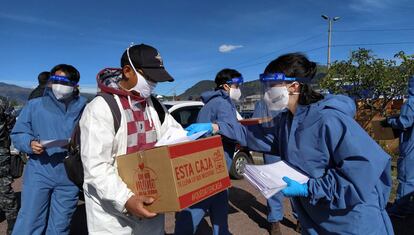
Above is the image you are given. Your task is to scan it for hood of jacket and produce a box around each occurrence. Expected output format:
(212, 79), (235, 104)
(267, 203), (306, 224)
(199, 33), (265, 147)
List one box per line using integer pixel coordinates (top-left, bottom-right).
(96, 68), (145, 101)
(296, 94), (356, 127)
(200, 89), (231, 104)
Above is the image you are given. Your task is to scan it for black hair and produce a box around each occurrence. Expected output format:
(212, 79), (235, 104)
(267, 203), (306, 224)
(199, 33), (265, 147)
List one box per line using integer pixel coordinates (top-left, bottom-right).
(50, 64), (80, 83)
(120, 50), (130, 68)
(214, 68), (241, 90)
(264, 53), (323, 105)
(120, 47), (141, 81)
(37, 71), (50, 86)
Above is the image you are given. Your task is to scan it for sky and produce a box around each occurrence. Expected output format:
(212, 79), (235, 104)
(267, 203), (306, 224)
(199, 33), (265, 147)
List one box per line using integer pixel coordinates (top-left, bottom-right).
(1, 0), (414, 96)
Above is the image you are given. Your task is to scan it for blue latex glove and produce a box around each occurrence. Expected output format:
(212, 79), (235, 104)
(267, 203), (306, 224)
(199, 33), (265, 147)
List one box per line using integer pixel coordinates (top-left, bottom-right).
(281, 177), (308, 197)
(185, 123), (213, 136)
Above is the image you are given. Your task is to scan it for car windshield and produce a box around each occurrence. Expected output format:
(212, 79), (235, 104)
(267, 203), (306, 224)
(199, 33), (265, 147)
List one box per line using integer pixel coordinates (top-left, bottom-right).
(170, 105), (203, 128)
(164, 104), (173, 110)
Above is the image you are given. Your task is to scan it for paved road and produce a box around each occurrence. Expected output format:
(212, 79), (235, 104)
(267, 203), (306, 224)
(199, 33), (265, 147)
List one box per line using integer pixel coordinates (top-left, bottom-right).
(2, 174), (414, 235)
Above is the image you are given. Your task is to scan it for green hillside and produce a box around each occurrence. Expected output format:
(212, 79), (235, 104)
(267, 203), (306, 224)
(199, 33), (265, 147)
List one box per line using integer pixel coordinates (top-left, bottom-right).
(178, 80), (216, 100)
(0, 82), (96, 105)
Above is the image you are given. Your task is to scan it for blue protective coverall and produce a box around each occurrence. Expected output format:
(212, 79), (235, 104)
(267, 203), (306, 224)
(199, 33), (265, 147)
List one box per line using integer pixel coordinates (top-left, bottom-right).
(252, 101), (285, 223)
(175, 90), (245, 235)
(387, 76), (414, 215)
(246, 95), (394, 235)
(11, 88), (86, 235)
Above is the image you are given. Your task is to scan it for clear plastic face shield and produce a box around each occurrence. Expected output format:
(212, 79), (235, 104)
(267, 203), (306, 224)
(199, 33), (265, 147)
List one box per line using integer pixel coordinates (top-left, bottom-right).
(256, 73), (298, 123)
(226, 76), (243, 102)
(48, 75), (78, 100)
(48, 75), (78, 87)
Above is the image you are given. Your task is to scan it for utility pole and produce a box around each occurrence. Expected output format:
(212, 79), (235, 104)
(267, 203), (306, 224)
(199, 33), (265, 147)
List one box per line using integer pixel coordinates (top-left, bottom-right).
(321, 15), (340, 69)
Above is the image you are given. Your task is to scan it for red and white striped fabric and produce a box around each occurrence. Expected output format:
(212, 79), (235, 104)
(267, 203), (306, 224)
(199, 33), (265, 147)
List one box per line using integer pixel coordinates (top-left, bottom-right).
(118, 96), (157, 154)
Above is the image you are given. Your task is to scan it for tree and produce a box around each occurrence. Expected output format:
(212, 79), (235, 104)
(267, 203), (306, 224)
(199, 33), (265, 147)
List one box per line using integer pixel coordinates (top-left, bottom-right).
(320, 48), (410, 119)
(394, 51), (414, 82)
(9, 99), (19, 107)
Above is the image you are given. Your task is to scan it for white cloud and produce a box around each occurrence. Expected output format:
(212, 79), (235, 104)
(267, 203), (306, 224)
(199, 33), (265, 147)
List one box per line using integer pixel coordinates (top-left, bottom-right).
(219, 44), (243, 53)
(349, 0), (395, 12)
(0, 12), (63, 28)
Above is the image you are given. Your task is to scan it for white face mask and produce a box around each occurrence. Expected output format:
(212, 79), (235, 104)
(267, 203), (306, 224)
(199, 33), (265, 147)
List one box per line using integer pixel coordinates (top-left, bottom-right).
(128, 72), (156, 98)
(229, 87), (241, 102)
(51, 84), (74, 100)
(263, 86), (289, 111)
(127, 47), (157, 98)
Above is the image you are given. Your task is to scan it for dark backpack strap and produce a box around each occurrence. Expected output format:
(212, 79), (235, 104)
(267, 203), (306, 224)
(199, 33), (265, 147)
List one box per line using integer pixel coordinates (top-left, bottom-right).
(150, 95), (165, 124)
(97, 92), (121, 132)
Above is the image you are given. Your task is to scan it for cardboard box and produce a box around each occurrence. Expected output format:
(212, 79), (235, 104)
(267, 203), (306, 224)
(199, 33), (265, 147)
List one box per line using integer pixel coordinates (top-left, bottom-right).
(391, 99), (403, 110)
(371, 118), (399, 140)
(116, 135), (231, 213)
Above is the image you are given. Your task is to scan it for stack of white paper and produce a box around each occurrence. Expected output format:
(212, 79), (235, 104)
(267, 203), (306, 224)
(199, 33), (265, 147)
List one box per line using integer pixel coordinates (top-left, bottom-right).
(154, 128), (207, 147)
(243, 161), (309, 199)
(40, 139), (69, 148)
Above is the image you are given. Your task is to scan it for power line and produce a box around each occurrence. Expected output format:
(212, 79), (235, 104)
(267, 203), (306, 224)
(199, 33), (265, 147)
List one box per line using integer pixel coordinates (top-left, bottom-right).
(231, 34), (323, 68)
(223, 41), (414, 75)
(163, 40), (414, 95)
(181, 45), (328, 82)
(188, 34), (323, 78)
(334, 28), (414, 33)
(233, 45), (328, 71)
(234, 42), (414, 71)
(332, 41), (414, 47)
(163, 34), (325, 95)
(304, 45), (327, 53)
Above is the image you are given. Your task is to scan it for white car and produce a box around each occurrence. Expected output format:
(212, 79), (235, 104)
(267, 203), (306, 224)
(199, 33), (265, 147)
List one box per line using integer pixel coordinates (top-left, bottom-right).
(163, 100), (254, 179)
(163, 101), (204, 128)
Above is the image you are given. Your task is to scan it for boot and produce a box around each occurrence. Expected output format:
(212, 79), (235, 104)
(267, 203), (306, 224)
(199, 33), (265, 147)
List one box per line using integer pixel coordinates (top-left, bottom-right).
(7, 218), (16, 235)
(269, 222), (282, 235)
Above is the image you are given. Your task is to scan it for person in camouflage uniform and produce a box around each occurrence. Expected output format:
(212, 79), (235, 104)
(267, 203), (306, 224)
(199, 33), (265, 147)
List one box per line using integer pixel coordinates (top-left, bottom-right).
(0, 96), (18, 235)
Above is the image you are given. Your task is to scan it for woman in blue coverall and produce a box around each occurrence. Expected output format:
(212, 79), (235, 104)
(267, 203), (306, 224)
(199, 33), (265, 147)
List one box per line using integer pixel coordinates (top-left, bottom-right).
(11, 64), (86, 235)
(175, 69), (244, 235)
(188, 53), (394, 234)
(385, 76), (414, 216)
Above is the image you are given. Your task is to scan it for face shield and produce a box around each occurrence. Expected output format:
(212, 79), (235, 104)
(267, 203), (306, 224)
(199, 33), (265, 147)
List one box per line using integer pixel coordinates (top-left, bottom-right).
(48, 75), (78, 100)
(48, 75), (78, 87)
(227, 76), (243, 102)
(255, 73), (297, 121)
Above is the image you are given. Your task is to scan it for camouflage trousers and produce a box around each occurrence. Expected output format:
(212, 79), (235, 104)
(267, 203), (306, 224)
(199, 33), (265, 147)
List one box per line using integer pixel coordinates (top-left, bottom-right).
(0, 150), (18, 221)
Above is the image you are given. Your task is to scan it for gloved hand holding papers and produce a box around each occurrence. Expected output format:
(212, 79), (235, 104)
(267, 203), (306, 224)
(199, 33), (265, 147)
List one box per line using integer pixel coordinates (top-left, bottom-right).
(243, 161), (309, 199)
(155, 127), (207, 147)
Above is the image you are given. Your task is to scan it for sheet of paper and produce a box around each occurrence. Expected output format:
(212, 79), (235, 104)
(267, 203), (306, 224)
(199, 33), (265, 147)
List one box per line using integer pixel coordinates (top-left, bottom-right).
(243, 161), (309, 199)
(40, 139), (69, 148)
(154, 127), (207, 147)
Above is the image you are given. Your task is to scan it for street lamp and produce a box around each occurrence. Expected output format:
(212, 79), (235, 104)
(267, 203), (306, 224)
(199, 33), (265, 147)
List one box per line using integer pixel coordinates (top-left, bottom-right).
(321, 15), (340, 69)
